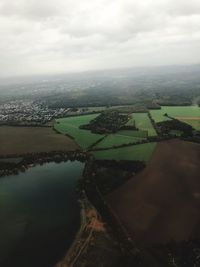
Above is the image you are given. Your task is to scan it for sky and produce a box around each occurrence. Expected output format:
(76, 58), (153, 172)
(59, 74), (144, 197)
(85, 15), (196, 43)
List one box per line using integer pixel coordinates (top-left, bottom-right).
(0, 0), (200, 77)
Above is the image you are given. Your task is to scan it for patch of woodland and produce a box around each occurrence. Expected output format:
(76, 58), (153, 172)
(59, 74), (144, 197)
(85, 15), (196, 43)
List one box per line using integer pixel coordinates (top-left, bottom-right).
(88, 160), (145, 195)
(157, 118), (194, 137)
(80, 161), (142, 262)
(0, 151), (88, 177)
(79, 111), (130, 134)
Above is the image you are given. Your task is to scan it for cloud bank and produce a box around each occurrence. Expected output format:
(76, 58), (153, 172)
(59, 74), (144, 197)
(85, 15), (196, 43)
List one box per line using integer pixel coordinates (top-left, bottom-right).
(0, 0), (200, 77)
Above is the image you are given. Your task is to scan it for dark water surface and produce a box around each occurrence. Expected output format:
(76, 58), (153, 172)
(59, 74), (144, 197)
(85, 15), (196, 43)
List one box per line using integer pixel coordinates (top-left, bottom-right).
(0, 161), (84, 267)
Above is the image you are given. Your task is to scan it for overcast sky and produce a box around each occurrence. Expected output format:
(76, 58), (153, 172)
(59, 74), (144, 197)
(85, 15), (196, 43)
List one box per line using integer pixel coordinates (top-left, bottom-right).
(0, 0), (200, 77)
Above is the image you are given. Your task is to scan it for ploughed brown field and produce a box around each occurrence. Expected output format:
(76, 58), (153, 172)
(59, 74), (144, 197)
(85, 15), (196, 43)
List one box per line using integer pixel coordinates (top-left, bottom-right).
(106, 140), (200, 246)
(0, 126), (79, 156)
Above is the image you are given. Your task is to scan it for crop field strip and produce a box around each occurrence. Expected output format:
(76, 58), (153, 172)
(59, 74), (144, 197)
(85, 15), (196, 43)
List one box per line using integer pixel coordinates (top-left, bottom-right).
(92, 142), (157, 162)
(94, 133), (146, 149)
(55, 112), (158, 155)
(86, 105), (127, 112)
(150, 106), (200, 130)
(0, 126), (79, 156)
(132, 113), (157, 136)
(54, 114), (104, 149)
(118, 130), (148, 138)
(125, 115), (135, 126)
(177, 118), (200, 131)
(56, 114), (100, 126)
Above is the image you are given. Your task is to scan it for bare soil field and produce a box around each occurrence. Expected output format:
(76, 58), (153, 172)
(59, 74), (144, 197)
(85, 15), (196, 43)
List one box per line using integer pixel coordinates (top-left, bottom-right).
(106, 140), (200, 246)
(0, 126), (79, 156)
(175, 116), (200, 120)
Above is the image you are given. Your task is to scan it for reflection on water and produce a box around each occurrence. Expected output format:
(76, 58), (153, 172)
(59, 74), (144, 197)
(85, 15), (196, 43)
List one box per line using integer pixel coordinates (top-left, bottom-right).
(0, 161), (84, 267)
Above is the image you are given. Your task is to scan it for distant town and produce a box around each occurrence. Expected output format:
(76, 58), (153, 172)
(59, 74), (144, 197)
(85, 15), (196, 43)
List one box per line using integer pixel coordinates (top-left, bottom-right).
(0, 100), (98, 125)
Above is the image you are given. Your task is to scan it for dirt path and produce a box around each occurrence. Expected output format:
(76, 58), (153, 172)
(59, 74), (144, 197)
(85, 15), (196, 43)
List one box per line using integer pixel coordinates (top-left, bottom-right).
(55, 197), (105, 267)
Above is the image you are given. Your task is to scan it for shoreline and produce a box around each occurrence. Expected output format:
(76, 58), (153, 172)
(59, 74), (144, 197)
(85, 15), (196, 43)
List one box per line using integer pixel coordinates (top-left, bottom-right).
(0, 151), (88, 177)
(55, 192), (93, 267)
(0, 154), (93, 267)
(0, 152), (141, 266)
(54, 160), (141, 267)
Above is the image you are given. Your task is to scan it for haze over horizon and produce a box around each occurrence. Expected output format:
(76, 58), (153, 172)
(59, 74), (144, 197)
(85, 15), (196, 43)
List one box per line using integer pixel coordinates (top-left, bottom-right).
(0, 0), (200, 77)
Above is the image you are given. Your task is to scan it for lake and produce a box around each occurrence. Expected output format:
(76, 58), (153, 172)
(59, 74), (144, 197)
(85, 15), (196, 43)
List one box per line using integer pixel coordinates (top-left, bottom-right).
(0, 161), (84, 267)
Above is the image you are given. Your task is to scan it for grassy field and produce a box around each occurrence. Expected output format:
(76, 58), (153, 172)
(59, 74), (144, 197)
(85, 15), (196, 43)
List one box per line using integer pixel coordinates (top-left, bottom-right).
(149, 109), (172, 123)
(94, 134), (145, 149)
(132, 113), (157, 136)
(86, 105), (125, 112)
(92, 143), (157, 162)
(117, 130), (148, 138)
(150, 106), (200, 130)
(180, 119), (200, 131)
(125, 115), (135, 127)
(55, 114), (104, 149)
(56, 114), (99, 126)
(0, 126), (79, 156)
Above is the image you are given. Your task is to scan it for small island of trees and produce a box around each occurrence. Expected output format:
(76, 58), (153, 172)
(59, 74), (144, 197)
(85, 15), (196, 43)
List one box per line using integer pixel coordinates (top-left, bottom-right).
(79, 111), (136, 134)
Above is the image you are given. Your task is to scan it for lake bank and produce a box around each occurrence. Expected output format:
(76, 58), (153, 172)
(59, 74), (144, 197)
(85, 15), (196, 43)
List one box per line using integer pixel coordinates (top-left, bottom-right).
(0, 151), (88, 177)
(0, 161), (84, 267)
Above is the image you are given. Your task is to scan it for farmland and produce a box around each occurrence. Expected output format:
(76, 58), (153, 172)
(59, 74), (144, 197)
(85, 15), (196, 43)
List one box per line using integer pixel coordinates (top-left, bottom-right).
(125, 115), (135, 126)
(53, 111), (157, 155)
(94, 133), (145, 149)
(0, 126), (79, 156)
(54, 114), (104, 149)
(54, 112), (151, 150)
(86, 105), (126, 112)
(133, 113), (157, 136)
(80, 111), (128, 134)
(180, 119), (200, 130)
(150, 106), (200, 130)
(149, 109), (172, 123)
(56, 114), (100, 127)
(106, 140), (200, 245)
(53, 105), (199, 158)
(117, 130), (148, 138)
(92, 143), (157, 162)
(127, 113), (157, 136)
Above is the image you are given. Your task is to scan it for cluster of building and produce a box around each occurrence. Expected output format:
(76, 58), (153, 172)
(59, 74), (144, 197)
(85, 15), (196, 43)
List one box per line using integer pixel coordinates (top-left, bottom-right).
(0, 100), (70, 124)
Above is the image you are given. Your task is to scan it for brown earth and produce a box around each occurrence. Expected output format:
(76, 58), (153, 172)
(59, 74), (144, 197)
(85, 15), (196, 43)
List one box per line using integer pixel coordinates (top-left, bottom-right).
(175, 116), (200, 120)
(0, 126), (79, 156)
(106, 140), (200, 246)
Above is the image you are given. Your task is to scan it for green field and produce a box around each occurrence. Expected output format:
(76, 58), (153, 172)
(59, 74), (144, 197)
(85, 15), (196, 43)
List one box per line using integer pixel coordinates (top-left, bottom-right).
(85, 106), (108, 112)
(118, 130), (148, 138)
(92, 142), (157, 162)
(56, 114), (99, 127)
(125, 115), (135, 126)
(149, 109), (171, 123)
(179, 119), (200, 131)
(169, 130), (183, 136)
(54, 114), (104, 149)
(94, 133), (145, 149)
(132, 113), (157, 136)
(86, 105), (126, 112)
(78, 105), (129, 114)
(150, 106), (200, 122)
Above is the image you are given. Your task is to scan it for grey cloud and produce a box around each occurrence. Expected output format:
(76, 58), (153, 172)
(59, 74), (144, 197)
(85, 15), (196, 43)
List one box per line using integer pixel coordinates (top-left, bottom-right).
(0, 0), (199, 77)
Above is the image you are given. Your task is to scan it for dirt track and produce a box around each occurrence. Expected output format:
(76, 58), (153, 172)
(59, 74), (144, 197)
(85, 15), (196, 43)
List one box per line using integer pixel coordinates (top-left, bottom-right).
(106, 140), (200, 246)
(0, 126), (79, 156)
